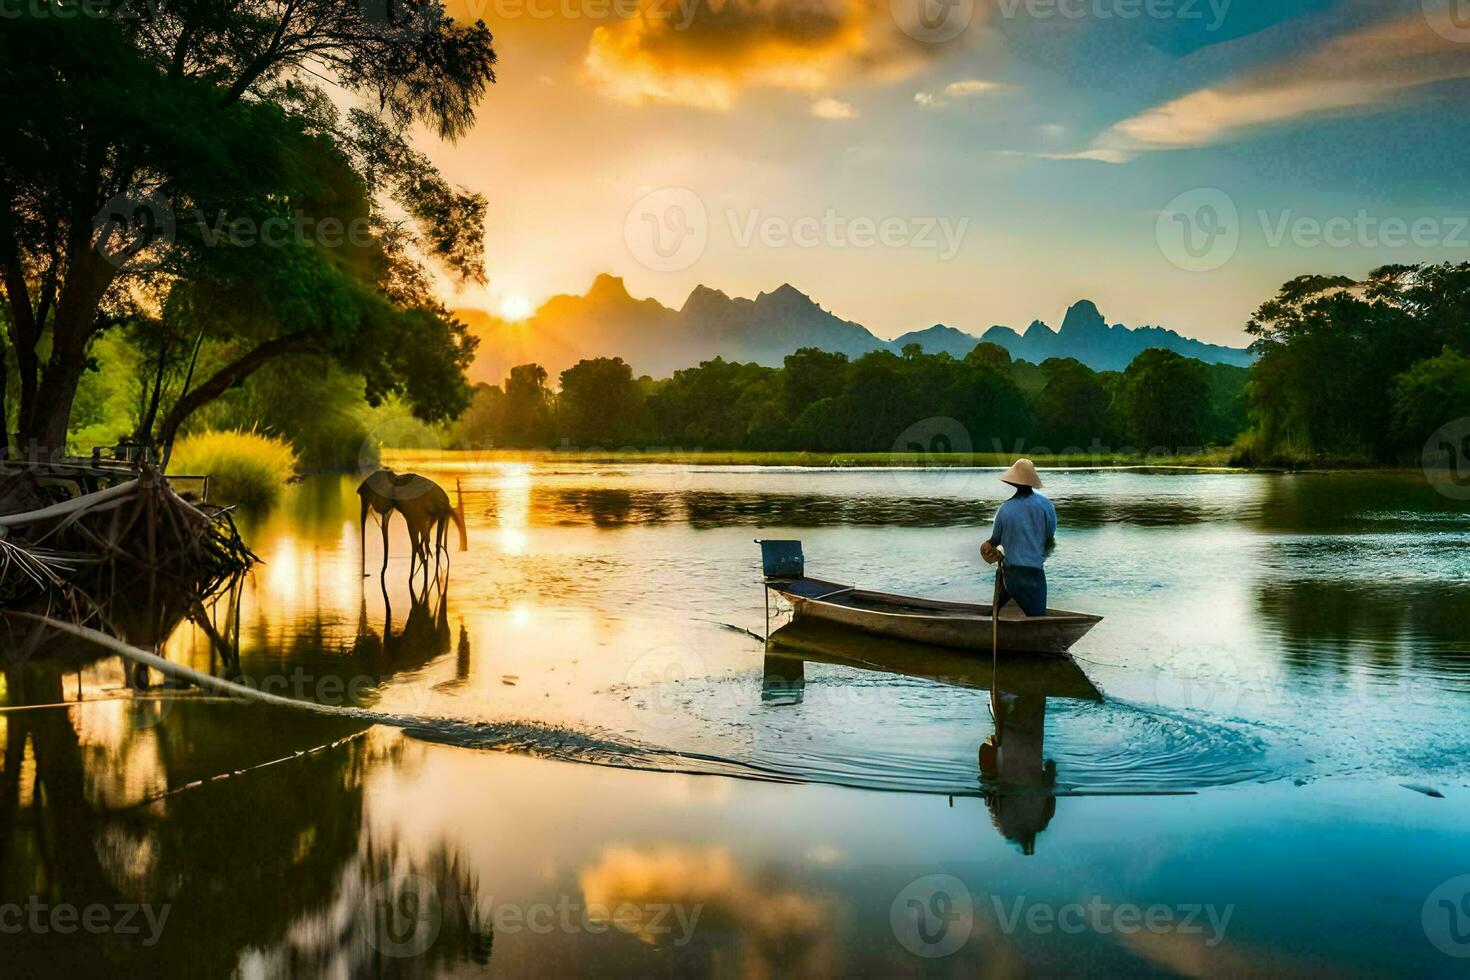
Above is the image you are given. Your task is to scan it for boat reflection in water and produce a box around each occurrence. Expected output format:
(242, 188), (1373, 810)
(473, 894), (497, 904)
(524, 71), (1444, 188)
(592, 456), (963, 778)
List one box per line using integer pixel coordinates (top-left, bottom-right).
(762, 620), (1102, 854)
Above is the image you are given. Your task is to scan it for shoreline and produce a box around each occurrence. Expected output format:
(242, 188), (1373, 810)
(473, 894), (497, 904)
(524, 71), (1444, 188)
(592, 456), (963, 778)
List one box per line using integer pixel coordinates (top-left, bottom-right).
(377, 447), (1416, 474)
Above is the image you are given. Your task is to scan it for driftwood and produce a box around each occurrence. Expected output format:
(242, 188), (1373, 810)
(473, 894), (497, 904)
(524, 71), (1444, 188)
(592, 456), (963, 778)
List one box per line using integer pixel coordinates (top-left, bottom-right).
(0, 464), (255, 664)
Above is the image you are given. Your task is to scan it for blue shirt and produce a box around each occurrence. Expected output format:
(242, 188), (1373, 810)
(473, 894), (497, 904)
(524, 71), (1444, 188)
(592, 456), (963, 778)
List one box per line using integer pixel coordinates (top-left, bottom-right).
(987, 490), (1057, 569)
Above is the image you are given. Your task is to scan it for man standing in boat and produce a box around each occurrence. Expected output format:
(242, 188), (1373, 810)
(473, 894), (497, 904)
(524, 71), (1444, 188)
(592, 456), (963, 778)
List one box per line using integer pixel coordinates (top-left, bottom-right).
(980, 459), (1055, 617)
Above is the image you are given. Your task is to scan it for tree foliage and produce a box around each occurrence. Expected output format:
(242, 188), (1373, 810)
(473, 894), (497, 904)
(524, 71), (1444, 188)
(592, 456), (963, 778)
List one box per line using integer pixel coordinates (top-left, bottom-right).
(1245, 262), (1470, 460)
(1115, 349), (1211, 450)
(452, 346), (1248, 454)
(0, 1), (496, 455)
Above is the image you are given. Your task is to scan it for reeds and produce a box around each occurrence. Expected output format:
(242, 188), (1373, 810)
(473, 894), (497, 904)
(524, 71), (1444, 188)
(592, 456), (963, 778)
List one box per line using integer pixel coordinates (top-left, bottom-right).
(168, 429), (297, 508)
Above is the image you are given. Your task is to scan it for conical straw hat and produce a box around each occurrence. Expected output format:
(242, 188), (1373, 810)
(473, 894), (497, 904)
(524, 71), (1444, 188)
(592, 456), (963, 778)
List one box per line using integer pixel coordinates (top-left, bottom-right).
(999, 458), (1042, 488)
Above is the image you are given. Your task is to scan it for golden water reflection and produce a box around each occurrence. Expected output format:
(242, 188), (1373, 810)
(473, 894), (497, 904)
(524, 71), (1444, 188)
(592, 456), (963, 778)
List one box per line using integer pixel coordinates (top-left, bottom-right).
(3, 461), (1467, 974)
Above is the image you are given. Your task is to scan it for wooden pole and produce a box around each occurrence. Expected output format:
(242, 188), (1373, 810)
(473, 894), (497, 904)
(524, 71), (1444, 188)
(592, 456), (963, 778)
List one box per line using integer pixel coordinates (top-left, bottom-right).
(991, 558), (1002, 746)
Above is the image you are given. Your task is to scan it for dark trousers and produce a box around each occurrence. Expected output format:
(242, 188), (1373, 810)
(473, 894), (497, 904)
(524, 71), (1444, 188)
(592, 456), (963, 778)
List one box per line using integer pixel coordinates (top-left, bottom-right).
(996, 564), (1048, 617)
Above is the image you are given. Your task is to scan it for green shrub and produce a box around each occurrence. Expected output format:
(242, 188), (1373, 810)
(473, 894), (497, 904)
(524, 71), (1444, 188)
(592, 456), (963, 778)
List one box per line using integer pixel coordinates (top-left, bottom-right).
(168, 430), (297, 508)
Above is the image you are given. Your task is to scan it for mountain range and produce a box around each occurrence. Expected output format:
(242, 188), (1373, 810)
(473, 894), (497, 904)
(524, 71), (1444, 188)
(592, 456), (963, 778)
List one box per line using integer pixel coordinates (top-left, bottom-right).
(456, 275), (1252, 386)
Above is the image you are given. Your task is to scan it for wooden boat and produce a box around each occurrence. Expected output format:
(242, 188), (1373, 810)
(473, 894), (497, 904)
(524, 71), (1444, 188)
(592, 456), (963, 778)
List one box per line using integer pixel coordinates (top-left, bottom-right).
(758, 540), (1101, 656)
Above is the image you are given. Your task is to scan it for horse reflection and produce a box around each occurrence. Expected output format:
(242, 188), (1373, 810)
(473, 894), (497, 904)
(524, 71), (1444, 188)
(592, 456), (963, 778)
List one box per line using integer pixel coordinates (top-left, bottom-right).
(353, 566), (453, 675)
(762, 621), (1102, 854)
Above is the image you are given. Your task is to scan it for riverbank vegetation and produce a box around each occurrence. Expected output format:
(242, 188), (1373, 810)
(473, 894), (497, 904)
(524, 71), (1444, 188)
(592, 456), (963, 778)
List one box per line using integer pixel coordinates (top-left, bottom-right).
(446, 345), (1250, 457)
(3, 6), (1465, 480)
(34, 265), (1470, 477)
(1239, 264), (1470, 466)
(0, 3), (495, 458)
(168, 431), (297, 509)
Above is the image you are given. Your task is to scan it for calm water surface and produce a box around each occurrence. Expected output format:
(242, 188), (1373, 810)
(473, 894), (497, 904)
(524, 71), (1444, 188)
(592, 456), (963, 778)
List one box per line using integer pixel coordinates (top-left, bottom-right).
(2, 459), (1468, 975)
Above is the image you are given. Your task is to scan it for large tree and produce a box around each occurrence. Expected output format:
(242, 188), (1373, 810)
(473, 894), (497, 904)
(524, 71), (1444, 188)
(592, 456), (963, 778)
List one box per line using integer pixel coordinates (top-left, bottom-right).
(1035, 357), (1112, 450)
(557, 357), (646, 446)
(1244, 264), (1464, 458)
(1115, 348), (1210, 450)
(0, 1), (496, 457)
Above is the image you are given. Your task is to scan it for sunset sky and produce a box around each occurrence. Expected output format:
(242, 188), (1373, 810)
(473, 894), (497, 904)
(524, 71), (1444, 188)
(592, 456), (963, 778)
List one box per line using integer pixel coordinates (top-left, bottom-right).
(425, 0), (1470, 345)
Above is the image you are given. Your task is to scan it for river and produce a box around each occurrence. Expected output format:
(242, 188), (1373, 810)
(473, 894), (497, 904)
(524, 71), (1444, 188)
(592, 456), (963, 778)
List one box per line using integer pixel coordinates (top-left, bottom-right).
(2, 458), (1467, 975)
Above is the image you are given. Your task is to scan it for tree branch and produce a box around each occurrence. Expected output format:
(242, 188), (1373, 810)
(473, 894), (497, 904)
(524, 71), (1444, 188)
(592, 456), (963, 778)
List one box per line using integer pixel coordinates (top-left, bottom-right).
(156, 333), (319, 450)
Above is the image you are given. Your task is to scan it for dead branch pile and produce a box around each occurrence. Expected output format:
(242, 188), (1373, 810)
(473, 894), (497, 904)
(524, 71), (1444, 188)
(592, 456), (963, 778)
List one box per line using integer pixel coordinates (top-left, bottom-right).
(0, 464), (256, 614)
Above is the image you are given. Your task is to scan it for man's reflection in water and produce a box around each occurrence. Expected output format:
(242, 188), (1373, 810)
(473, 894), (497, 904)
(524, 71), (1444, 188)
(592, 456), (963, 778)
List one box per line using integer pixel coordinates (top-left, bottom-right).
(761, 623), (1100, 855)
(980, 692), (1057, 856)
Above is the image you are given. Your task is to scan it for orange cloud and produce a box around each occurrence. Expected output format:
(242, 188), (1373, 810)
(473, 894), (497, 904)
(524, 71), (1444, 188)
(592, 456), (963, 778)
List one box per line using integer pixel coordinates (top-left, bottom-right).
(583, 0), (940, 109)
(577, 843), (836, 972)
(811, 96), (858, 118)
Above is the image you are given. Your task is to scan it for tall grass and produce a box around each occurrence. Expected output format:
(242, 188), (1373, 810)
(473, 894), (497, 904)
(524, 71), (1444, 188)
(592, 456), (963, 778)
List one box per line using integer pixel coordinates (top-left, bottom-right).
(169, 430), (297, 508)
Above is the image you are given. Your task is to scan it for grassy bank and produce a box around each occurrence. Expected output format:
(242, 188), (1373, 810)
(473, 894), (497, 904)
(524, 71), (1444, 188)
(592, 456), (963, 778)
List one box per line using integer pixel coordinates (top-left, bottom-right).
(170, 430), (297, 507)
(382, 447), (1256, 470)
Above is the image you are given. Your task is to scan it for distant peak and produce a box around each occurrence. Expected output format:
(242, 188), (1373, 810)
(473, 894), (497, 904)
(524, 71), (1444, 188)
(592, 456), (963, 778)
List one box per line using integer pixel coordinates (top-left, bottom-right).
(926, 324), (975, 339)
(1060, 299), (1106, 334)
(1023, 319), (1055, 338)
(681, 283), (730, 314)
(686, 283), (728, 301)
(587, 273), (631, 301)
(760, 282), (813, 304)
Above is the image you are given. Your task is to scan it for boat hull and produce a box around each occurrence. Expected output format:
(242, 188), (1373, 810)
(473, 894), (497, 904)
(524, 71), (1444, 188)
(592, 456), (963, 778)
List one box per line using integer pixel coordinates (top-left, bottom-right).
(769, 578), (1101, 655)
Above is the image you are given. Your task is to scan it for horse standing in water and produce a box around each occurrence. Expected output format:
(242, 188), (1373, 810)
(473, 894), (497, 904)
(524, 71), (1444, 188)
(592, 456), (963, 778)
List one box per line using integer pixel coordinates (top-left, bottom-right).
(357, 469), (468, 575)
